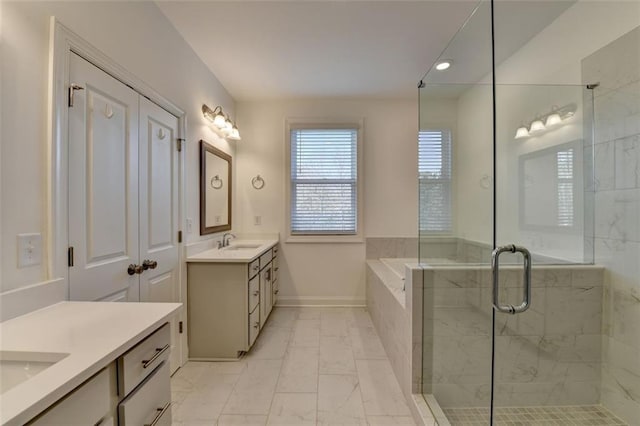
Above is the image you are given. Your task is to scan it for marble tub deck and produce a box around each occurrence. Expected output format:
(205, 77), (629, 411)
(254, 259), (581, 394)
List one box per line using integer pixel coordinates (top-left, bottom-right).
(170, 307), (416, 426)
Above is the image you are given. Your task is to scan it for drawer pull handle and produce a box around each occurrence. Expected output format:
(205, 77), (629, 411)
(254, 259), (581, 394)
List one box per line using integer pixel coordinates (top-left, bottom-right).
(274, 267), (279, 272)
(144, 402), (171, 426)
(254, 322), (260, 329)
(142, 344), (170, 369)
(274, 289), (279, 294)
(253, 291), (260, 296)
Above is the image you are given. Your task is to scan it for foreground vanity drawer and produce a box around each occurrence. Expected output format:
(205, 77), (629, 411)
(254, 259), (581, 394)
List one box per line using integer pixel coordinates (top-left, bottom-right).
(118, 323), (170, 396)
(259, 250), (273, 270)
(118, 361), (171, 426)
(28, 364), (115, 425)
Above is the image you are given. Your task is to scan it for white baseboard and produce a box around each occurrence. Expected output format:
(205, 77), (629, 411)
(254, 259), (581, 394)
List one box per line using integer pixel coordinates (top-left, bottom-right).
(276, 296), (365, 307)
(0, 278), (66, 321)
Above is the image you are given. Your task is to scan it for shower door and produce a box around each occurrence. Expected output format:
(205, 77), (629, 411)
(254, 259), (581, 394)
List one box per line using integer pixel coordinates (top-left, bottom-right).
(419, 0), (599, 423)
(491, 83), (596, 422)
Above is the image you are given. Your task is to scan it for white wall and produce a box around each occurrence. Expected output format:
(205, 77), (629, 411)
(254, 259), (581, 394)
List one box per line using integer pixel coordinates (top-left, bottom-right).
(0, 2), (234, 298)
(235, 99), (420, 305)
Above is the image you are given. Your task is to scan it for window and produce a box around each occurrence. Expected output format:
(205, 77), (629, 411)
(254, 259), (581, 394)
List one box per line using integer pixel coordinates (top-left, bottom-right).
(288, 126), (359, 236)
(556, 148), (574, 227)
(419, 129), (452, 233)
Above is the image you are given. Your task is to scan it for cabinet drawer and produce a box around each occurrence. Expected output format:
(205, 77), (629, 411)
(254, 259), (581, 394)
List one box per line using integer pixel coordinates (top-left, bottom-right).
(118, 361), (171, 426)
(259, 250), (273, 270)
(272, 245), (279, 258)
(29, 364), (114, 425)
(272, 256), (279, 283)
(248, 306), (260, 347)
(118, 323), (170, 396)
(248, 274), (259, 313)
(248, 259), (260, 279)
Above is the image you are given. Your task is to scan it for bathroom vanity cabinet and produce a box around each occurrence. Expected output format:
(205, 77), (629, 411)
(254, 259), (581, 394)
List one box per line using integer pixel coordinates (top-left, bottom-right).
(0, 302), (180, 426)
(27, 323), (172, 426)
(187, 243), (279, 360)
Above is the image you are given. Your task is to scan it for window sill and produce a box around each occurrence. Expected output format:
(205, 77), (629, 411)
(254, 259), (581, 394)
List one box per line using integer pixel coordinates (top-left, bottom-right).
(286, 235), (364, 244)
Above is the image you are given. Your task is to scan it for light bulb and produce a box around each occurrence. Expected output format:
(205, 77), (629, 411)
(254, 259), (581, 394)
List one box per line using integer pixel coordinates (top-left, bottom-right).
(530, 120), (546, 133)
(515, 126), (530, 139)
(545, 113), (562, 126)
(213, 113), (226, 128)
(228, 127), (241, 141)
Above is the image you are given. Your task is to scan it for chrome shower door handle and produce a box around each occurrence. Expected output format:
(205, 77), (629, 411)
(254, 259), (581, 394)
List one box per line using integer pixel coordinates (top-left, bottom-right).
(492, 244), (532, 315)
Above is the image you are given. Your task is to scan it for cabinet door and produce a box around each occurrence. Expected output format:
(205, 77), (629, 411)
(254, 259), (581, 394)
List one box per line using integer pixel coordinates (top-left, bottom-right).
(68, 52), (140, 302)
(138, 97), (181, 374)
(260, 264), (273, 326)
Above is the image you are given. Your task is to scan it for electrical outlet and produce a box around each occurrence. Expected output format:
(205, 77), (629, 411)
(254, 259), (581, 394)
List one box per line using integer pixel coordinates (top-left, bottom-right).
(17, 233), (42, 268)
(186, 218), (193, 234)
(254, 216), (262, 226)
(215, 215), (221, 224)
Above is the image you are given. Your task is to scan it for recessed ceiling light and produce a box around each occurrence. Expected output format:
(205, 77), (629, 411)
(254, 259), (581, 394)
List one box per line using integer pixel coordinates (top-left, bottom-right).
(435, 61), (452, 71)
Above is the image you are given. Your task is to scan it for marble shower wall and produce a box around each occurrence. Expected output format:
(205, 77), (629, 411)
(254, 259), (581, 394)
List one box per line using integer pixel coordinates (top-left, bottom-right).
(583, 26), (640, 424)
(423, 265), (604, 408)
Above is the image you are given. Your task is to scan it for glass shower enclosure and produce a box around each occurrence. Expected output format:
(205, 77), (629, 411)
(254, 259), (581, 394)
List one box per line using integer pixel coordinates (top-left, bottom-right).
(418, 1), (639, 424)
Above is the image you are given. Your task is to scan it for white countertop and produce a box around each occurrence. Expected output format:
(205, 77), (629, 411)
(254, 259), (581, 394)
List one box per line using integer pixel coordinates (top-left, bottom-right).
(0, 301), (181, 425)
(186, 239), (278, 263)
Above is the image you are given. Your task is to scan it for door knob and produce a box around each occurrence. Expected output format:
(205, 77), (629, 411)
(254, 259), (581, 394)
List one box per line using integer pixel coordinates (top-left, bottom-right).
(128, 264), (144, 275)
(143, 259), (158, 270)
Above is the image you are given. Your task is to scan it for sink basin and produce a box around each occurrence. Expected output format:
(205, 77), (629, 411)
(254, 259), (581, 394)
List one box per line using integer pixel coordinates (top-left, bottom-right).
(0, 351), (69, 394)
(223, 244), (262, 251)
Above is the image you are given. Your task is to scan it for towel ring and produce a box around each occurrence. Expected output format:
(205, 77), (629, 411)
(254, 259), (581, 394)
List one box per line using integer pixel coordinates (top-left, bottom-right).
(479, 174), (492, 189)
(210, 175), (223, 189)
(251, 175), (265, 190)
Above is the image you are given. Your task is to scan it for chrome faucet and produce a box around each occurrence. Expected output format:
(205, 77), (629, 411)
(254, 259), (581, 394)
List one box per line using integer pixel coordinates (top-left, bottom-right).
(220, 232), (236, 248)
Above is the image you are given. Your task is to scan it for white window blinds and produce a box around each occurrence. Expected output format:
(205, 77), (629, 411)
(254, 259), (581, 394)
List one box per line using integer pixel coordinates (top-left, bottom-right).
(419, 129), (452, 233)
(556, 148), (574, 227)
(290, 128), (358, 235)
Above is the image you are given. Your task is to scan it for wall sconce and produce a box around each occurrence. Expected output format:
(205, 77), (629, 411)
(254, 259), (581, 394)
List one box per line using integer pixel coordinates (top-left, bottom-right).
(202, 104), (241, 141)
(514, 103), (576, 140)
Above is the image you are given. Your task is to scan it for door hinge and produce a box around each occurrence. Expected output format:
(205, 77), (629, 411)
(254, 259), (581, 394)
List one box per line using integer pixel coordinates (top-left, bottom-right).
(68, 246), (74, 267)
(68, 83), (85, 107)
(178, 230), (183, 243)
(179, 321), (183, 334)
(176, 138), (185, 152)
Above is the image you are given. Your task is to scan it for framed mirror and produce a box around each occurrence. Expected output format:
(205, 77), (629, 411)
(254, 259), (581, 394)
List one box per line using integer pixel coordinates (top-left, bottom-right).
(200, 140), (232, 234)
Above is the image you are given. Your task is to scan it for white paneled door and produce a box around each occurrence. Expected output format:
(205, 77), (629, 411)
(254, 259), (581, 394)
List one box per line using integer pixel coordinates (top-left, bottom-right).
(68, 53), (182, 372)
(139, 98), (181, 372)
(68, 52), (140, 302)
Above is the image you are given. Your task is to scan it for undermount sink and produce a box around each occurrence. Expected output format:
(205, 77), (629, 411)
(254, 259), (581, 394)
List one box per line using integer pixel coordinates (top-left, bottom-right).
(223, 244), (262, 251)
(0, 351), (69, 394)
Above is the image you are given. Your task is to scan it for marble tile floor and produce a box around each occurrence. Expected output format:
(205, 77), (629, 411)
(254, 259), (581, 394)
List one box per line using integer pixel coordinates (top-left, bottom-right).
(443, 405), (628, 426)
(170, 307), (416, 426)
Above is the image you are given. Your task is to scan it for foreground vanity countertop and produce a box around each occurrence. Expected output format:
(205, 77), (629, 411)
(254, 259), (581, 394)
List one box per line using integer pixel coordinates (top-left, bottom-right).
(186, 239), (279, 263)
(0, 301), (181, 426)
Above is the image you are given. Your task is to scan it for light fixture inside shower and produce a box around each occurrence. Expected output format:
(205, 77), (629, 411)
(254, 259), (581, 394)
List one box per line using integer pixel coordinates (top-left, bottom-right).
(513, 103), (576, 140)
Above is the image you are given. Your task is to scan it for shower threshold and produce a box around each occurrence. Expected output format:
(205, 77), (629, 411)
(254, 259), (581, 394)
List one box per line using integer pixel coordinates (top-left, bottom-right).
(442, 405), (627, 425)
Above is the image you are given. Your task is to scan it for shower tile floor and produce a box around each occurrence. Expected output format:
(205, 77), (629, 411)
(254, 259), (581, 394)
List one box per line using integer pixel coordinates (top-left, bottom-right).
(443, 405), (627, 425)
(170, 307), (416, 425)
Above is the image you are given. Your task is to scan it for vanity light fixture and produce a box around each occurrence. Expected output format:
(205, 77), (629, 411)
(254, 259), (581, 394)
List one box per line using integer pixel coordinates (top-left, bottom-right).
(514, 103), (577, 140)
(202, 104), (241, 141)
(435, 60), (452, 71)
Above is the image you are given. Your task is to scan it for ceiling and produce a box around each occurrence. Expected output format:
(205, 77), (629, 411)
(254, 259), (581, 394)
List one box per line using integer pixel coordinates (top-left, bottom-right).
(157, 1), (478, 100)
(157, 1), (573, 101)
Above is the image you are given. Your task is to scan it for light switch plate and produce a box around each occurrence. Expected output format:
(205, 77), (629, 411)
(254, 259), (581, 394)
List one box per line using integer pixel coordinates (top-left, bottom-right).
(186, 218), (193, 234)
(17, 233), (42, 268)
